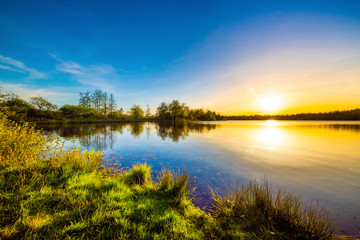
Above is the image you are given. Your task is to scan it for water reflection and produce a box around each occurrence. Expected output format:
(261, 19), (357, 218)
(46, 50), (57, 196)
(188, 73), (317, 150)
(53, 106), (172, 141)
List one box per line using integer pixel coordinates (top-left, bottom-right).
(129, 122), (144, 137)
(255, 126), (285, 149)
(156, 121), (217, 142)
(40, 121), (218, 150)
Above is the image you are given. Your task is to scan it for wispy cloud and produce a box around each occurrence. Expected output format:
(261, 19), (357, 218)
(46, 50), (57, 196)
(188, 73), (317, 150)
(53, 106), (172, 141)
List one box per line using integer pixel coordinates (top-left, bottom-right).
(0, 64), (25, 73)
(0, 82), (75, 105)
(51, 54), (121, 91)
(0, 55), (47, 79)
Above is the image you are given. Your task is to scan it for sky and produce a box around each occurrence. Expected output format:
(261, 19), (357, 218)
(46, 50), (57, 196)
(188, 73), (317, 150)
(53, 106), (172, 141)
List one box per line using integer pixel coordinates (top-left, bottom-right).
(0, 0), (359, 115)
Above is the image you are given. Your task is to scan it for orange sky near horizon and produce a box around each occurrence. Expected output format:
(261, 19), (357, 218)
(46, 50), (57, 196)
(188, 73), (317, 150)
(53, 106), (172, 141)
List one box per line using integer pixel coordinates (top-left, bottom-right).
(193, 49), (360, 115)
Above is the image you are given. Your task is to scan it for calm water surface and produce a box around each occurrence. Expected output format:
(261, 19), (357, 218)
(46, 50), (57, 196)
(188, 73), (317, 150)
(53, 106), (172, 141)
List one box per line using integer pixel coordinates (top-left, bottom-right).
(40, 120), (360, 234)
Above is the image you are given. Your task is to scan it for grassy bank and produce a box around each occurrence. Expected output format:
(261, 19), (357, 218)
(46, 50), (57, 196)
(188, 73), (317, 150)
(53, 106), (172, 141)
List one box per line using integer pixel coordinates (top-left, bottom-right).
(0, 114), (337, 239)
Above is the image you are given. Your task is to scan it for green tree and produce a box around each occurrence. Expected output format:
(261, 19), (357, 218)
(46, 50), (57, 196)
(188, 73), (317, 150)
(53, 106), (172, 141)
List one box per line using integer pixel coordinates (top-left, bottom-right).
(60, 105), (85, 119)
(129, 104), (144, 119)
(5, 97), (33, 122)
(168, 100), (183, 122)
(156, 102), (169, 121)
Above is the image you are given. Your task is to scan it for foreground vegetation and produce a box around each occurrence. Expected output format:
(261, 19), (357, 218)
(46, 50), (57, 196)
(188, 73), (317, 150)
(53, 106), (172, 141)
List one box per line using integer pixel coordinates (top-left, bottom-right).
(0, 114), (338, 239)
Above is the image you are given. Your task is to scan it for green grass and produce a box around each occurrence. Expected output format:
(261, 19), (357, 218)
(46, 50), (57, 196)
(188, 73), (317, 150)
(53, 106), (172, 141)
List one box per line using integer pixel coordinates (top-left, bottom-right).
(0, 113), (337, 239)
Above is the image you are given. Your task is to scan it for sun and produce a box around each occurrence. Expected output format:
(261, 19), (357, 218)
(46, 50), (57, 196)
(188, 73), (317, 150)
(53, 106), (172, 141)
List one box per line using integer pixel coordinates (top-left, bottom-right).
(259, 95), (283, 112)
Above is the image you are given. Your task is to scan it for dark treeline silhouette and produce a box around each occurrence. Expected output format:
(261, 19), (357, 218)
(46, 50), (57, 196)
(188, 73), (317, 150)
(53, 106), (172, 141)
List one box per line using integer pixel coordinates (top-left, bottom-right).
(224, 109), (360, 121)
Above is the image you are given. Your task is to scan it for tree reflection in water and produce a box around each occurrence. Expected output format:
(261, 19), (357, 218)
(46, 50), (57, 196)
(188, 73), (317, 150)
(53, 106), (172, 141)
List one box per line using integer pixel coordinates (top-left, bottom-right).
(39, 121), (218, 151)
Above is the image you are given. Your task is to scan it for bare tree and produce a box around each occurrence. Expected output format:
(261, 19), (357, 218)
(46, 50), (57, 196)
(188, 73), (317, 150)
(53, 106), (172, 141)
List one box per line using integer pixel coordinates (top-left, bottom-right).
(145, 104), (151, 118)
(109, 93), (116, 115)
(79, 91), (91, 109)
(102, 92), (108, 115)
(91, 89), (103, 111)
(30, 96), (53, 110)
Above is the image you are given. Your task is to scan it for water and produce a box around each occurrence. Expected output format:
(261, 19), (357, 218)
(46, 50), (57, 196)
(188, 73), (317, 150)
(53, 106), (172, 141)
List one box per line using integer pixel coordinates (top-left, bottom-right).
(40, 120), (360, 235)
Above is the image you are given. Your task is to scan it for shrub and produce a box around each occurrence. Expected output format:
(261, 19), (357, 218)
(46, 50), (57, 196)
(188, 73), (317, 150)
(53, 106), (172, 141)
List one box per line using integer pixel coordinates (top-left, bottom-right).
(0, 115), (46, 169)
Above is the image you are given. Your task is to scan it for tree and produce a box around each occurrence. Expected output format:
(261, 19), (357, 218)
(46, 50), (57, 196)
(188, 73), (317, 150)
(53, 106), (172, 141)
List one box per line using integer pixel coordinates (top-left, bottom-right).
(79, 91), (91, 109)
(109, 93), (116, 115)
(145, 104), (151, 118)
(60, 105), (84, 119)
(118, 108), (124, 116)
(168, 100), (183, 122)
(0, 90), (19, 104)
(102, 92), (108, 115)
(129, 104), (144, 119)
(30, 96), (54, 110)
(91, 89), (103, 112)
(181, 103), (189, 119)
(156, 102), (169, 121)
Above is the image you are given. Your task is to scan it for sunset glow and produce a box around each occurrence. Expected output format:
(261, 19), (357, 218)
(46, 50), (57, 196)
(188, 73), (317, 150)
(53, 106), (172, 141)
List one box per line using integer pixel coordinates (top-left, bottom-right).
(259, 95), (283, 112)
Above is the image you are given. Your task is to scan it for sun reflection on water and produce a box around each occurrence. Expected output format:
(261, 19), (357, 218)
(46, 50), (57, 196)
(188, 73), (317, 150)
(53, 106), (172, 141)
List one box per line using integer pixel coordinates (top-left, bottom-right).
(264, 120), (279, 127)
(256, 120), (285, 148)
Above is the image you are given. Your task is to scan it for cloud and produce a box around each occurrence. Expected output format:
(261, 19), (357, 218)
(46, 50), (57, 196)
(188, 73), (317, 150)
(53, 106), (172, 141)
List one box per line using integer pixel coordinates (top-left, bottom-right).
(52, 55), (121, 91)
(0, 82), (75, 106)
(0, 64), (25, 73)
(0, 55), (47, 79)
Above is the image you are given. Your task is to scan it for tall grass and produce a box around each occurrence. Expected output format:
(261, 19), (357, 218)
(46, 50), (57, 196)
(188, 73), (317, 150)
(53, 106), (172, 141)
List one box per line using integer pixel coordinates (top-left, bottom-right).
(211, 179), (337, 239)
(125, 163), (152, 186)
(158, 169), (195, 206)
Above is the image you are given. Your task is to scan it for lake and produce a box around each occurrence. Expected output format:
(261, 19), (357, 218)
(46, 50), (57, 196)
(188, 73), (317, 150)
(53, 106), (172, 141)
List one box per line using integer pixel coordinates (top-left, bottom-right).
(40, 120), (360, 235)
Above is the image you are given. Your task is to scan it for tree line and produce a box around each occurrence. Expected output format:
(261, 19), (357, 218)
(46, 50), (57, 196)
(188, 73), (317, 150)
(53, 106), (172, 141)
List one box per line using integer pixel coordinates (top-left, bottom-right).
(0, 88), (221, 123)
(1, 87), (358, 122)
(156, 100), (221, 121)
(224, 109), (360, 121)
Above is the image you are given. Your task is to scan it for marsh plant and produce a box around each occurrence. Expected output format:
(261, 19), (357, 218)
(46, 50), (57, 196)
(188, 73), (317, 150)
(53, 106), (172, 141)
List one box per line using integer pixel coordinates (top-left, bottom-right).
(211, 180), (337, 239)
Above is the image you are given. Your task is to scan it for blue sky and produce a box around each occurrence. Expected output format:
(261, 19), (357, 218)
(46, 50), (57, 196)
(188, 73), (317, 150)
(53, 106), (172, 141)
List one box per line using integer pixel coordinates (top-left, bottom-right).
(0, 0), (360, 114)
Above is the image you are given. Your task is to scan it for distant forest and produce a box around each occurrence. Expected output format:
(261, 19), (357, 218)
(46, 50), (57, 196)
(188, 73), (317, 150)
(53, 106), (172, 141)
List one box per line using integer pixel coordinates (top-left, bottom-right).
(224, 109), (360, 121)
(0, 88), (359, 122)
